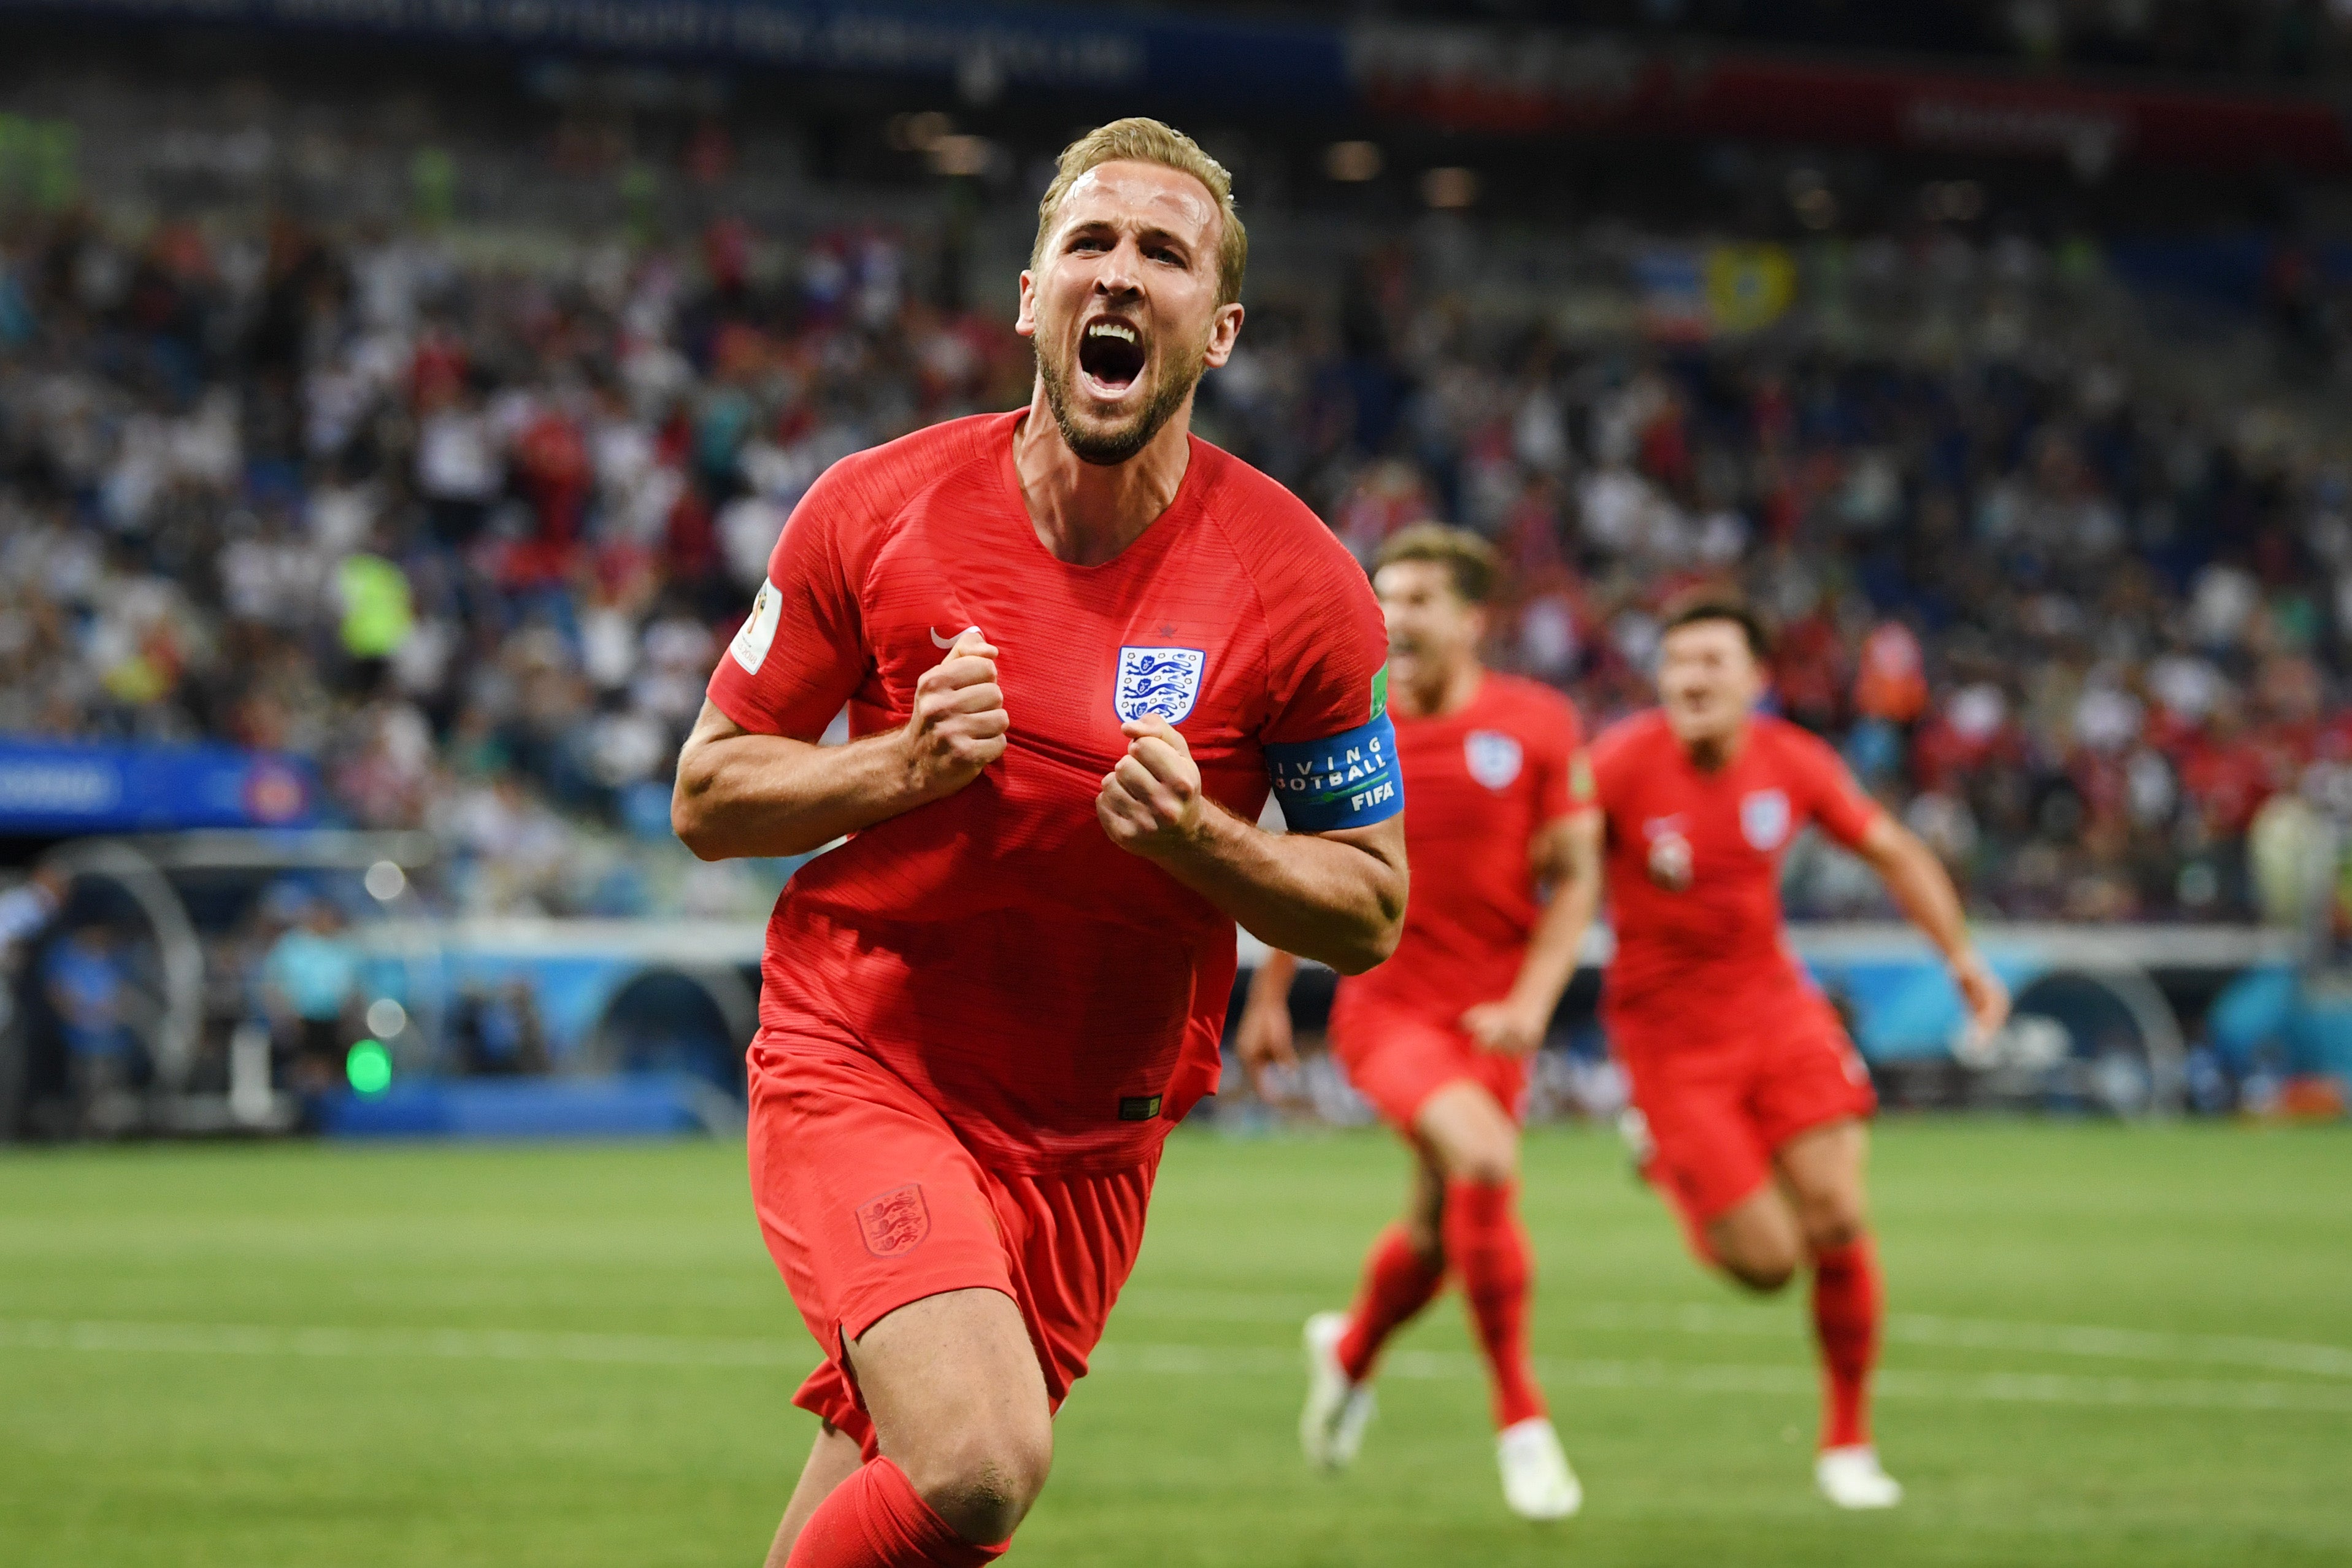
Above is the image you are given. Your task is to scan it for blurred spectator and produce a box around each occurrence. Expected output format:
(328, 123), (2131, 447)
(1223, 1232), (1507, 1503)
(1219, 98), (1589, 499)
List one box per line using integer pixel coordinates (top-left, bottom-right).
(0, 867), (65, 961)
(451, 979), (549, 1077)
(261, 898), (362, 1093)
(42, 923), (137, 1133)
(0, 866), (68, 1041)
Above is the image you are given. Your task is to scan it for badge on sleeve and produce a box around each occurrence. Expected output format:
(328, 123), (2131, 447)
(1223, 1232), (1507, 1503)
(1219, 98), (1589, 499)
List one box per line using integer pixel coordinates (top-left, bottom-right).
(1465, 730), (1523, 791)
(1570, 753), (1596, 804)
(1740, 788), (1791, 851)
(729, 579), (782, 675)
(1115, 647), (1206, 724)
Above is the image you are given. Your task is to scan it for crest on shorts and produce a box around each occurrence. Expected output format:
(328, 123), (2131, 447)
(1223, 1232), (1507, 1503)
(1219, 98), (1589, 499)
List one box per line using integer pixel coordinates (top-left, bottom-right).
(856, 1183), (931, 1258)
(1741, 788), (1791, 851)
(1114, 646), (1206, 724)
(1464, 730), (1523, 791)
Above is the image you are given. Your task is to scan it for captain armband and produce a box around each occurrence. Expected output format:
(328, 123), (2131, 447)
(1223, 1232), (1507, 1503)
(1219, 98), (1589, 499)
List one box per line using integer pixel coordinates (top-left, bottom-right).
(1264, 713), (1404, 833)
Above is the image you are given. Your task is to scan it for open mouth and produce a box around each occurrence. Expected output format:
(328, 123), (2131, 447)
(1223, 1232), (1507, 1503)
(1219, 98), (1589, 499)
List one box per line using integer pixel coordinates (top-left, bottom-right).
(1077, 319), (1147, 398)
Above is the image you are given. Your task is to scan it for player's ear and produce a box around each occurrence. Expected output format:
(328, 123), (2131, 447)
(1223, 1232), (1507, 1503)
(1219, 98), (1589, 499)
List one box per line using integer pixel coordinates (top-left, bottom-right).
(1201, 301), (1245, 368)
(1015, 271), (1039, 338)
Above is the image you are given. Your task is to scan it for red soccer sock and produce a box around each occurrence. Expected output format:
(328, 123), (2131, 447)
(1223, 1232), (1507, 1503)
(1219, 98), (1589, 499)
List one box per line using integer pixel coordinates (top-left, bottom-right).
(1336, 1223), (1447, 1383)
(1443, 1179), (1547, 1431)
(1810, 1236), (1882, 1451)
(784, 1456), (1007, 1568)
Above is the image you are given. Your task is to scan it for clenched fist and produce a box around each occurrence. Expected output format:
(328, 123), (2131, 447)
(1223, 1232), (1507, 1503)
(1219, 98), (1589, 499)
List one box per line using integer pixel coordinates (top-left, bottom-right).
(901, 628), (1008, 801)
(1097, 715), (1207, 857)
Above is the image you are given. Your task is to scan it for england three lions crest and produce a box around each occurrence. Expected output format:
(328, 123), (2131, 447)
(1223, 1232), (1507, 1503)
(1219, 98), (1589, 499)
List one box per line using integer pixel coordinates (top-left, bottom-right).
(1464, 730), (1524, 791)
(1115, 646), (1206, 724)
(1741, 788), (1791, 851)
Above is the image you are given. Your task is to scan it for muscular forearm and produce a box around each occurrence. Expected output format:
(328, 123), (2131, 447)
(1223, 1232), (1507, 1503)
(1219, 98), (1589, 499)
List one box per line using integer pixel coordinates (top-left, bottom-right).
(676, 639), (1007, 862)
(672, 724), (930, 861)
(1150, 809), (1405, 975)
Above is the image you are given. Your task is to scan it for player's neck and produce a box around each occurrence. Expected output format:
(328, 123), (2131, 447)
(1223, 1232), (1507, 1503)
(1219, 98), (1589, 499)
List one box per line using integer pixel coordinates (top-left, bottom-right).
(1680, 718), (1750, 773)
(1011, 398), (1193, 567)
(1397, 658), (1482, 719)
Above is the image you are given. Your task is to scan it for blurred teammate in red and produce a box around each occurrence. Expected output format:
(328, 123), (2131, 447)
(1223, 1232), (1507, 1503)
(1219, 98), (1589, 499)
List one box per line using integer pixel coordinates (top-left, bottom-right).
(1238, 526), (1595, 1520)
(1555, 593), (2008, 1510)
(674, 120), (1409, 1568)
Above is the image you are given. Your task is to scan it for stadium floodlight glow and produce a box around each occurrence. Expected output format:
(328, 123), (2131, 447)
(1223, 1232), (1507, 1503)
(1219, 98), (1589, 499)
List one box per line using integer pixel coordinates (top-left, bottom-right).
(365, 997), (408, 1039)
(886, 111), (953, 153)
(928, 134), (995, 179)
(1922, 180), (1986, 222)
(345, 1040), (393, 1096)
(1325, 140), (1382, 182)
(1421, 167), (1479, 210)
(364, 859), (405, 901)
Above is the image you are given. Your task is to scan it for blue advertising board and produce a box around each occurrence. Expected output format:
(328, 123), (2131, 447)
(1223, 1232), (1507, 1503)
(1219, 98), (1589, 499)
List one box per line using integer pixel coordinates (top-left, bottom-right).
(0, 737), (320, 834)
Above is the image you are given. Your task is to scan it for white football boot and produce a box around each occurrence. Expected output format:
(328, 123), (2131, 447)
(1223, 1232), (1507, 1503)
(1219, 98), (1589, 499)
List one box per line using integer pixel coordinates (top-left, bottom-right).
(1496, 1416), (1583, 1520)
(1299, 1310), (1377, 1469)
(1815, 1444), (1904, 1509)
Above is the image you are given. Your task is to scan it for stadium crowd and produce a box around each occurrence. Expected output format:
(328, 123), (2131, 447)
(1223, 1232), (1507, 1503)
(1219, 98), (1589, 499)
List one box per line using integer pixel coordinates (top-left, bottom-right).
(2, 199), (2346, 924)
(1243, 0), (2352, 83)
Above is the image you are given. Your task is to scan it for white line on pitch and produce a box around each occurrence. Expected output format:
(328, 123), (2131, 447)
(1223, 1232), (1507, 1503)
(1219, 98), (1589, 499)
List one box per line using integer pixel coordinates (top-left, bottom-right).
(2, 1319), (2347, 1416)
(0, 1319), (810, 1369)
(1086, 1343), (2352, 1414)
(1113, 1289), (2352, 1380)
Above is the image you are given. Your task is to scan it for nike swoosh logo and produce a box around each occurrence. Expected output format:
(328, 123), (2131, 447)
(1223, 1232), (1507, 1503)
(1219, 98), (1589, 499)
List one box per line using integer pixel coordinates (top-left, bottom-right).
(930, 626), (980, 650)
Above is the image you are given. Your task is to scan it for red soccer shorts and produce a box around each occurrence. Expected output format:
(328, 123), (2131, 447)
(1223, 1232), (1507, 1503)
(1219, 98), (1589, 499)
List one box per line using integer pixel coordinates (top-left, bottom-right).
(1609, 990), (1876, 1230)
(1328, 988), (1529, 1133)
(745, 1027), (1157, 1459)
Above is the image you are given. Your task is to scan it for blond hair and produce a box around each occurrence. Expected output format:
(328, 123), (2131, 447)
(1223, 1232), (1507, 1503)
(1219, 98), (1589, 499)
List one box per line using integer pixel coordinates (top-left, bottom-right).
(1376, 524), (1500, 605)
(1031, 117), (1248, 307)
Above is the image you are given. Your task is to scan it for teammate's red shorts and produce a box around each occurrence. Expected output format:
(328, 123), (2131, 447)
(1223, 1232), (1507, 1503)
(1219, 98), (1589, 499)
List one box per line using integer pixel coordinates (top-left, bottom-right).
(1608, 989), (1875, 1230)
(745, 1027), (1157, 1460)
(1328, 988), (1529, 1132)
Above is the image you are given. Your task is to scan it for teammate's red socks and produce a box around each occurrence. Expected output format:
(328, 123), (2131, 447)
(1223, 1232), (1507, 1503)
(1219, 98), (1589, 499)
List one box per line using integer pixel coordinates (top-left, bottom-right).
(1335, 1189), (1547, 1432)
(783, 1457), (1007, 1568)
(1337, 1222), (1447, 1383)
(1443, 1179), (1547, 1431)
(1810, 1235), (1882, 1450)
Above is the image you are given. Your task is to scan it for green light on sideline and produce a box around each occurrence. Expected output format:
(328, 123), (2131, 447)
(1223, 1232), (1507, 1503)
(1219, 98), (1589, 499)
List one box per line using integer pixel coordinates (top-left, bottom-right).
(346, 1040), (394, 1096)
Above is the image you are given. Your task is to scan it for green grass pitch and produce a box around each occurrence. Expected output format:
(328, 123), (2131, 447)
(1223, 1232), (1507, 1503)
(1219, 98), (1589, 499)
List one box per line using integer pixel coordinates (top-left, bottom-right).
(2, 1120), (2346, 1566)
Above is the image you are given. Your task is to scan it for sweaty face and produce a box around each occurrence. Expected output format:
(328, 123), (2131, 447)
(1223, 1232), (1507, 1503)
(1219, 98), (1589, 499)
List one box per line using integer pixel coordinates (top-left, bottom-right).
(1021, 161), (1231, 466)
(1375, 559), (1482, 694)
(1658, 618), (1766, 747)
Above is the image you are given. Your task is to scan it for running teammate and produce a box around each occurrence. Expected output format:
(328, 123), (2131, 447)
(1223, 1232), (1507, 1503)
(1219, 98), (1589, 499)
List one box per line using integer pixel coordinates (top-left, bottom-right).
(674, 119), (1409, 1568)
(1237, 525), (1593, 1520)
(1557, 592), (2008, 1509)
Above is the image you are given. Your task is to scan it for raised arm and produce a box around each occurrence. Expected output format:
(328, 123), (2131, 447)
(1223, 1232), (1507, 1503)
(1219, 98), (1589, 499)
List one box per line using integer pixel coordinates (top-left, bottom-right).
(1096, 715), (1405, 974)
(673, 629), (1007, 861)
(1461, 808), (1603, 1056)
(1854, 814), (2009, 1040)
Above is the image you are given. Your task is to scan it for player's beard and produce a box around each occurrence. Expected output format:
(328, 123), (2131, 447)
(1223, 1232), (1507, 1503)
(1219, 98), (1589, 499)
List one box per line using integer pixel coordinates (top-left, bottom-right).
(1036, 331), (1205, 467)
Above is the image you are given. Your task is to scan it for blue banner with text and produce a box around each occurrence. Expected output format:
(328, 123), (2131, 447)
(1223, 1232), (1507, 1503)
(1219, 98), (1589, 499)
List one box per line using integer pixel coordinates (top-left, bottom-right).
(0, 737), (319, 835)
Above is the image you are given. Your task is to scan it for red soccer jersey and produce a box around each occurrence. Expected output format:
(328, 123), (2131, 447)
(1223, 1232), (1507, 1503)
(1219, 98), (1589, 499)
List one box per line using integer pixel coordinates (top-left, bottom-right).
(1588, 710), (1882, 1028)
(707, 412), (1394, 1175)
(1338, 674), (1582, 1023)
